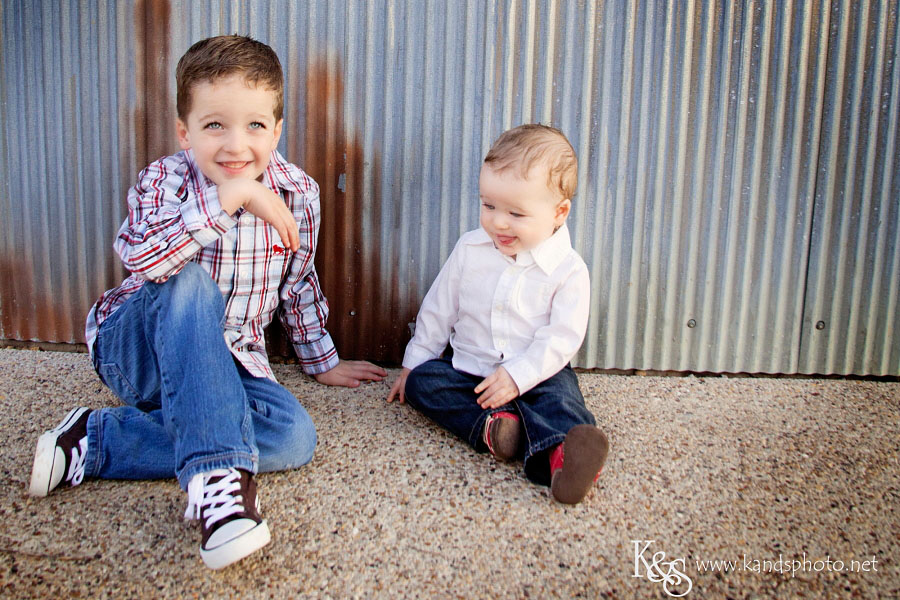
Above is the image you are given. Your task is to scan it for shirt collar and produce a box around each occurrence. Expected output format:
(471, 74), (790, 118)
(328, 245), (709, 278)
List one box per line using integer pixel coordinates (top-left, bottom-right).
(468, 224), (574, 275)
(183, 148), (313, 195)
(528, 224), (574, 274)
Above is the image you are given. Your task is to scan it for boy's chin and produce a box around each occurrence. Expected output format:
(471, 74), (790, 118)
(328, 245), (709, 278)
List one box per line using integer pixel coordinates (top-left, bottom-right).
(206, 170), (268, 185)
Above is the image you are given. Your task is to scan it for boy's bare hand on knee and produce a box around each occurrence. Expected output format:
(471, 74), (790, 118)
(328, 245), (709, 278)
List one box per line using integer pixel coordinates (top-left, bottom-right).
(313, 360), (387, 388)
(218, 179), (300, 253)
(386, 368), (411, 403)
(475, 367), (519, 409)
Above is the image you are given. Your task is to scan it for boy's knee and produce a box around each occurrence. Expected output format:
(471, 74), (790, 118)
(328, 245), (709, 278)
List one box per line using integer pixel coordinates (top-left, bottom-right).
(404, 364), (430, 403)
(262, 405), (316, 472)
(153, 263), (223, 315)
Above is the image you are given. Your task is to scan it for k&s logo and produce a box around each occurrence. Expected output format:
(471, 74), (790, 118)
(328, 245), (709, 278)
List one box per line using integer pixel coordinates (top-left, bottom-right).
(632, 540), (693, 597)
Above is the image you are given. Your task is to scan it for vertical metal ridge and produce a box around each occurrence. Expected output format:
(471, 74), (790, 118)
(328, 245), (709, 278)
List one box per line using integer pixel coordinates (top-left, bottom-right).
(870, 5), (900, 372)
(845, 0), (888, 372)
(663, 0), (697, 370)
(608, 1), (639, 366)
(827, 0), (868, 372)
(621, 1), (657, 368)
(681, 2), (716, 371)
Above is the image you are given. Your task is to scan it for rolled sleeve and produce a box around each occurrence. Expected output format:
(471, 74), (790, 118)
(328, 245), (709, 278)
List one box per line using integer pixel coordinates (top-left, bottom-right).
(179, 185), (239, 247)
(293, 332), (340, 374)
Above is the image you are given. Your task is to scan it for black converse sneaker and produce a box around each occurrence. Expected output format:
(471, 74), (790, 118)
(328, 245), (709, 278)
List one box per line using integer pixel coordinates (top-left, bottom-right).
(184, 468), (271, 570)
(29, 407), (91, 497)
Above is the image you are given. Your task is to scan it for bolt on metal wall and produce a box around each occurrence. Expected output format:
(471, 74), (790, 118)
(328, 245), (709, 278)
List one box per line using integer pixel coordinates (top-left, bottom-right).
(1, 0), (897, 375)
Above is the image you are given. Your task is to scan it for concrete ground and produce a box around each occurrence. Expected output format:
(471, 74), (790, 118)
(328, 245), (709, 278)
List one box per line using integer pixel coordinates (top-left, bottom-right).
(0, 348), (897, 599)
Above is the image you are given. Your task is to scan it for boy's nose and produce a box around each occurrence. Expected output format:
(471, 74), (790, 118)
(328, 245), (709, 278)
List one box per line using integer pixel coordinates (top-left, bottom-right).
(223, 131), (246, 152)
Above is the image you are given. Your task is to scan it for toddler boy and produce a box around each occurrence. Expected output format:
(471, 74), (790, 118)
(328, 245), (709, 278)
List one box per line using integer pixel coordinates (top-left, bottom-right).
(387, 124), (608, 504)
(29, 35), (385, 569)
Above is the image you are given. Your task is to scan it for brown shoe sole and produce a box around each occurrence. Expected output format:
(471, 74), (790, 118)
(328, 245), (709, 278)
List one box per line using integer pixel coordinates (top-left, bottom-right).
(489, 416), (522, 461)
(551, 425), (609, 504)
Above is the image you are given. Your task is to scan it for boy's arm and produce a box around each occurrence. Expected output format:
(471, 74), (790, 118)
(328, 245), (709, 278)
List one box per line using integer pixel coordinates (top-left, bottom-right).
(116, 156), (299, 283)
(278, 192), (386, 386)
(278, 187), (340, 375)
(501, 263), (591, 395)
(114, 155), (238, 282)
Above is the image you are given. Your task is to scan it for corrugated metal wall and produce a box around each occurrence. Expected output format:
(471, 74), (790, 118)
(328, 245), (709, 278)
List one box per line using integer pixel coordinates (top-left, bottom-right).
(1, 0), (897, 376)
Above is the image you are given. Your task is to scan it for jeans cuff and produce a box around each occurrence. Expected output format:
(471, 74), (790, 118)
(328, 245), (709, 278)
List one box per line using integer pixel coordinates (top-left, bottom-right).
(527, 433), (566, 460)
(84, 409), (103, 478)
(176, 452), (258, 491)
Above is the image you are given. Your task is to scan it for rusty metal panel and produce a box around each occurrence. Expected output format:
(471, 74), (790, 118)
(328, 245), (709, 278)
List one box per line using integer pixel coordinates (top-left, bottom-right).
(1, 0), (898, 376)
(1, 0), (131, 344)
(800, 0), (900, 375)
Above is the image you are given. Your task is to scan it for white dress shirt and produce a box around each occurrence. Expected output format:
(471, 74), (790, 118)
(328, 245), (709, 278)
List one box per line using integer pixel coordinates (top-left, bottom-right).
(402, 224), (591, 394)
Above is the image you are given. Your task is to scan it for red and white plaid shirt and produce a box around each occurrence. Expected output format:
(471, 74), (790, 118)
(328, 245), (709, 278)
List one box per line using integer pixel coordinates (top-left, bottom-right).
(85, 149), (339, 381)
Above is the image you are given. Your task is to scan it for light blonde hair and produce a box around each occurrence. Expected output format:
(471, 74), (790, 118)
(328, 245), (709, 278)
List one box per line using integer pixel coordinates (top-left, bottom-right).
(483, 124), (577, 200)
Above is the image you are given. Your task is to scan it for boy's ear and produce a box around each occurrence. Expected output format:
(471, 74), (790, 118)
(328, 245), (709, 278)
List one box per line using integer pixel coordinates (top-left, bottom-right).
(554, 198), (572, 226)
(272, 118), (284, 149)
(175, 118), (191, 150)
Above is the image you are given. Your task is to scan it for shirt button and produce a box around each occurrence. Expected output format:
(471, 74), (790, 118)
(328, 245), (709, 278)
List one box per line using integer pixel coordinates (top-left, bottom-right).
(495, 304), (504, 312)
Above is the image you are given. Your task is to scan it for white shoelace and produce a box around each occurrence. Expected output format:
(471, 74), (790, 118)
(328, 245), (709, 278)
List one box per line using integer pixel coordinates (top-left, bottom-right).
(184, 468), (245, 527)
(67, 438), (88, 486)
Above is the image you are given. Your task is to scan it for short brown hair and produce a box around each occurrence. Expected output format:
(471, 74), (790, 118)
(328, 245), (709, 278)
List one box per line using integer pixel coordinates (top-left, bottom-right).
(484, 124), (578, 200)
(176, 35), (284, 120)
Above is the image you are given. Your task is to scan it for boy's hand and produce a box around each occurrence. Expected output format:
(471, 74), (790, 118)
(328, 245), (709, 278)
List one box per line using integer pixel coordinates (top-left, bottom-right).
(475, 367), (519, 409)
(313, 360), (387, 388)
(218, 179), (300, 253)
(386, 368), (412, 403)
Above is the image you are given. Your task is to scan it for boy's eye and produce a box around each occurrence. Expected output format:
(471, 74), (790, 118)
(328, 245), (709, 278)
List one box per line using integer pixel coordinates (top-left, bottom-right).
(510, 212), (525, 218)
(249, 121), (266, 130)
(204, 122), (223, 130)
(482, 202), (494, 210)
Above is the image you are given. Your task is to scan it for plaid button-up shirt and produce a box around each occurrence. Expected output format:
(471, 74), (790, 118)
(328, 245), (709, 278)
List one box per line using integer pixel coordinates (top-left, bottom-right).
(85, 149), (339, 381)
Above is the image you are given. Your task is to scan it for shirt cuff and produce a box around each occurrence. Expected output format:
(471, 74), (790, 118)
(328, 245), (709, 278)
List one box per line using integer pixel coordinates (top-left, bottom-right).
(293, 332), (340, 375)
(179, 186), (239, 247)
(501, 357), (542, 396)
(402, 344), (437, 372)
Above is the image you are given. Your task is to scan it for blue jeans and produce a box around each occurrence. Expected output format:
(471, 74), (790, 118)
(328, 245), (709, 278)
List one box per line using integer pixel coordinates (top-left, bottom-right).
(404, 358), (596, 486)
(85, 263), (317, 490)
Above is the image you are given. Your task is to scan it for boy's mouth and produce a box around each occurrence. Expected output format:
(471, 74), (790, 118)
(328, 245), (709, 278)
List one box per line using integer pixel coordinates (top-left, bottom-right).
(219, 161), (251, 172)
(496, 235), (517, 246)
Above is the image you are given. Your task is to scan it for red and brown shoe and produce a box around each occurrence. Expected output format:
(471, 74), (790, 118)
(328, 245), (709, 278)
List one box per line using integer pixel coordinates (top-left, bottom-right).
(550, 425), (609, 504)
(483, 411), (522, 461)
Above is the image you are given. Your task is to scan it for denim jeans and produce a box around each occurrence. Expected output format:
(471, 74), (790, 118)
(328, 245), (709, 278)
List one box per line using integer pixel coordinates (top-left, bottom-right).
(404, 358), (596, 486)
(85, 263), (317, 490)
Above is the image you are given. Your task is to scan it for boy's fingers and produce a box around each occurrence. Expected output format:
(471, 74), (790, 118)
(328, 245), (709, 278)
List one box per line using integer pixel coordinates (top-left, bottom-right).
(387, 377), (406, 403)
(474, 373), (495, 394)
(347, 362), (386, 381)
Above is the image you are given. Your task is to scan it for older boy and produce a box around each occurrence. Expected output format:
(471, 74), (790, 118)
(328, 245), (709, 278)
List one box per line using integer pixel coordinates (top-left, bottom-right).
(28, 35), (385, 569)
(387, 124), (608, 504)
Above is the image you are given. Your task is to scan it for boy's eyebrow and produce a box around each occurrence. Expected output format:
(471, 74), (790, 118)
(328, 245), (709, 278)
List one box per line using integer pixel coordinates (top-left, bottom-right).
(195, 111), (274, 122)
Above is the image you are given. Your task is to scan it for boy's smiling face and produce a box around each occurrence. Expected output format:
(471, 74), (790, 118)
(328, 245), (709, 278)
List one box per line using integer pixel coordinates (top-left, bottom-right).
(478, 164), (571, 258)
(175, 74), (283, 185)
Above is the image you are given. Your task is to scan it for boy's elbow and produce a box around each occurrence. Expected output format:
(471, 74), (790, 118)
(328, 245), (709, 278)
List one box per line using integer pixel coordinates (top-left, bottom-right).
(121, 259), (170, 284)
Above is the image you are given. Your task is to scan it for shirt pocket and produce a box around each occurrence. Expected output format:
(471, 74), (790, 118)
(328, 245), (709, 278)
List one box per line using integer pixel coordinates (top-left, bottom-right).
(515, 279), (554, 319)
